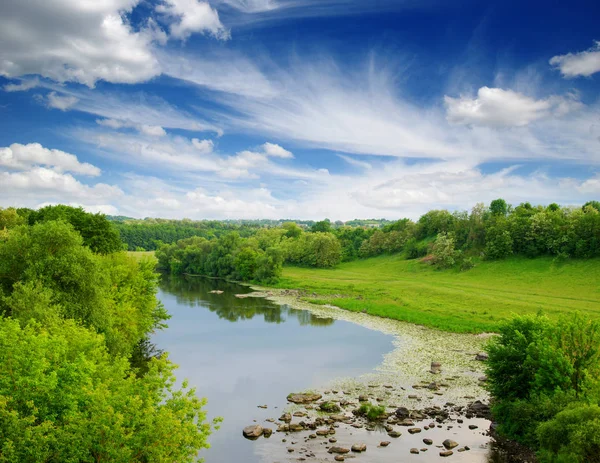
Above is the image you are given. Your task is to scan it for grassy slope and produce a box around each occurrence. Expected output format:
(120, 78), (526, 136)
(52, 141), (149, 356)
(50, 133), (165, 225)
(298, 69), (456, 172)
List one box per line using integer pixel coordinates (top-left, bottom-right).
(276, 255), (600, 333)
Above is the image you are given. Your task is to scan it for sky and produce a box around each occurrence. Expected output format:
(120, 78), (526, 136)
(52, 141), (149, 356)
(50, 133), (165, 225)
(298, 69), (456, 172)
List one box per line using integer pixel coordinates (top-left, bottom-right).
(0, 0), (599, 220)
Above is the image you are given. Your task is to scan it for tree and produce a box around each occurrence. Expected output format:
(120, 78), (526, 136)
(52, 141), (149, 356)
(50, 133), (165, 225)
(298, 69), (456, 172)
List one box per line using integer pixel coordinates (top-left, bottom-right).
(311, 219), (332, 233)
(430, 232), (458, 269)
(490, 198), (508, 216)
(28, 205), (122, 254)
(0, 317), (216, 463)
(282, 222), (302, 239)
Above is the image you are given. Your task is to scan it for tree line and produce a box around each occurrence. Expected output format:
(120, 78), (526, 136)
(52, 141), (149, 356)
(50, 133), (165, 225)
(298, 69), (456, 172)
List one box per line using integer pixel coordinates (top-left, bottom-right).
(0, 205), (216, 462)
(155, 199), (600, 283)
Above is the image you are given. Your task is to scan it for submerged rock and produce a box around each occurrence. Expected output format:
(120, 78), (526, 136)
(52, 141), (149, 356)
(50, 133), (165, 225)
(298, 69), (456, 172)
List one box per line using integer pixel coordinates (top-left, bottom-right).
(328, 447), (350, 454)
(475, 352), (489, 361)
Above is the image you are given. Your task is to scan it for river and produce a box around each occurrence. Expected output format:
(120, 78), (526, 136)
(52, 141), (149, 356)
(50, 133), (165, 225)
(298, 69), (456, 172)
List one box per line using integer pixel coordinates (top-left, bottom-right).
(154, 275), (502, 463)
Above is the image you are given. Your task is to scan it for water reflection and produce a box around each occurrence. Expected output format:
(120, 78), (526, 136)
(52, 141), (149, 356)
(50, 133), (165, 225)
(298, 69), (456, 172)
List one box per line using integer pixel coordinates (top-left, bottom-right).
(160, 274), (334, 326)
(153, 274), (394, 463)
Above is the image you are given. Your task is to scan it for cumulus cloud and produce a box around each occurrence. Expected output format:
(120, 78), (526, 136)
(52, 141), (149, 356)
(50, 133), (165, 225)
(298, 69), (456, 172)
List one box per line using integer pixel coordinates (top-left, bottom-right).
(262, 142), (293, 158)
(550, 41), (600, 78)
(0, 143), (100, 176)
(3, 78), (39, 92)
(0, 142), (122, 212)
(46, 92), (79, 111)
(0, 0), (160, 86)
(444, 87), (580, 127)
(157, 0), (229, 40)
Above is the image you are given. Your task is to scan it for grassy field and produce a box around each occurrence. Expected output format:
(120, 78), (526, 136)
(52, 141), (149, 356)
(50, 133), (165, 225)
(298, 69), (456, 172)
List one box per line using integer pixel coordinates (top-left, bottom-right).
(275, 255), (600, 333)
(126, 250), (155, 261)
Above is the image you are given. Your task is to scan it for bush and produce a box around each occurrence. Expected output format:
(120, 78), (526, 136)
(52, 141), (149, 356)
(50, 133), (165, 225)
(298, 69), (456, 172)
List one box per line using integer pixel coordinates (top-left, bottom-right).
(537, 404), (600, 463)
(430, 232), (458, 269)
(405, 238), (428, 259)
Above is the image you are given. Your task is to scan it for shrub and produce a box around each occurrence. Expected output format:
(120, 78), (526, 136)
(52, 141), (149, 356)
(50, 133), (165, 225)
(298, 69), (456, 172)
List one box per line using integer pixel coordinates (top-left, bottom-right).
(430, 232), (458, 269)
(537, 404), (600, 463)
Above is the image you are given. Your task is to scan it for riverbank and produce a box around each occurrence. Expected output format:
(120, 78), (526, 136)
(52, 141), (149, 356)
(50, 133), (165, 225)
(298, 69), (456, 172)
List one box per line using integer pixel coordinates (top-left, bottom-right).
(273, 255), (600, 333)
(241, 286), (512, 462)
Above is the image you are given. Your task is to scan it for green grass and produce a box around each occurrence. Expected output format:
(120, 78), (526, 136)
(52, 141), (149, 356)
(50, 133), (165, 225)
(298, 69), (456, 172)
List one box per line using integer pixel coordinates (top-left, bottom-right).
(126, 250), (155, 261)
(275, 255), (600, 333)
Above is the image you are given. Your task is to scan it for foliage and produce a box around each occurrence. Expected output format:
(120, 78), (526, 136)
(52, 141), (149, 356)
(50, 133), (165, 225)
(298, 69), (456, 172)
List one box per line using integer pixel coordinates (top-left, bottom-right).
(0, 317), (216, 463)
(0, 221), (168, 357)
(537, 404), (600, 463)
(490, 198), (508, 216)
(486, 314), (600, 454)
(28, 205), (122, 254)
(355, 403), (386, 421)
(430, 232), (458, 269)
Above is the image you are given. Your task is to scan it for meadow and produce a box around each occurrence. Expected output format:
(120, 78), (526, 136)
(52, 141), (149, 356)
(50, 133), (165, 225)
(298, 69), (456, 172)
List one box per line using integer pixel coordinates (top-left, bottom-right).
(275, 254), (600, 333)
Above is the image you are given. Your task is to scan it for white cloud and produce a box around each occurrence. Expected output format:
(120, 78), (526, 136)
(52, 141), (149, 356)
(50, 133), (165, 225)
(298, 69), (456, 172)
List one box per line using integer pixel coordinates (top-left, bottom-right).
(192, 138), (214, 153)
(157, 0), (229, 40)
(444, 87), (579, 127)
(550, 41), (600, 78)
(3, 78), (39, 92)
(262, 142), (293, 158)
(0, 142), (122, 211)
(0, 0), (160, 87)
(218, 0), (278, 13)
(46, 91), (79, 111)
(0, 143), (100, 176)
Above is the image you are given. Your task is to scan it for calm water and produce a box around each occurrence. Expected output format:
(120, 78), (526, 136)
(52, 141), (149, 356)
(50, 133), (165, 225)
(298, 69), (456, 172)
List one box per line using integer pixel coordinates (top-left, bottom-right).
(153, 275), (395, 463)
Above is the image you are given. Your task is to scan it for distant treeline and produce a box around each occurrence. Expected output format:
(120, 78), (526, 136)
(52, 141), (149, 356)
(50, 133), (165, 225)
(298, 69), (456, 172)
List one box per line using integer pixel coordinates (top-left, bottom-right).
(109, 216), (393, 251)
(155, 200), (600, 283)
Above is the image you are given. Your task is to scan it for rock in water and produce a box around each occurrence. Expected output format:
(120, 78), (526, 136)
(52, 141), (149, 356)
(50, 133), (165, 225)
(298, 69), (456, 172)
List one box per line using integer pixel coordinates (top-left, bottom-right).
(242, 425), (263, 439)
(351, 443), (367, 452)
(443, 439), (458, 449)
(395, 406), (410, 418)
(440, 450), (454, 457)
(287, 393), (322, 404)
(475, 352), (489, 361)
(328, 447), (350, 454)
(262, 428), (272, 438)
(430, 361), (442, 374)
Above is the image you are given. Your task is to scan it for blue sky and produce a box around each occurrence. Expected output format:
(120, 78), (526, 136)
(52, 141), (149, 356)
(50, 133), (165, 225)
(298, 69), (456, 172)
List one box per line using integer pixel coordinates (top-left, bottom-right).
(1, 0), (599, 220)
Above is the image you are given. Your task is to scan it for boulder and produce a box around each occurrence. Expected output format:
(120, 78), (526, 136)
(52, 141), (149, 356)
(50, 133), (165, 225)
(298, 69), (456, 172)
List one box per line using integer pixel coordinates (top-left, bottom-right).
(262, 428), (273, 438)
(423, 438), (433, 445)
(395, 406), (410, 419)
(242, 425), (263, 439)
(440, 450), (454, 457)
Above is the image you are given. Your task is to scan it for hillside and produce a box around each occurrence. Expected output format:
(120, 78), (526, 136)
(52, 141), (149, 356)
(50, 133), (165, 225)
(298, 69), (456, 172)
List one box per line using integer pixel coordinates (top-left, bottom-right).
(276, 255), (600, 333)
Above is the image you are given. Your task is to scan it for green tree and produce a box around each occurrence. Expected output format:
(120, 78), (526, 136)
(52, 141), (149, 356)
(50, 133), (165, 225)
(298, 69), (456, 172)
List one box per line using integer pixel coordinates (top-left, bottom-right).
(490, 198), (508, 216)
(28, 205), (122, 254)
(311, 219), (332, 233)
(0, 317), (216, 463)
(430, 232), (458, 269)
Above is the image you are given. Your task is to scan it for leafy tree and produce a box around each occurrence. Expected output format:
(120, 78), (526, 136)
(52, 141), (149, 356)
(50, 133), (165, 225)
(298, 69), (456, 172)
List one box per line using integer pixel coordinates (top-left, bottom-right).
(28, 205), (122, 254)
(282, 222), (302, 239)
(490, 198), (508, 216)
(311, 219), (332, 233)
(0, 317), (216, 463)
(583, 200), (600, 212)
(430, 232), (458, 269)
(485, 226), (513, 259)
